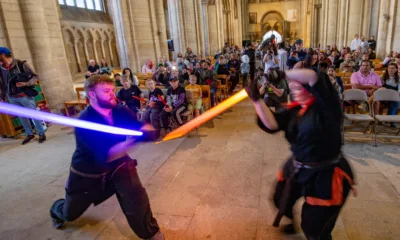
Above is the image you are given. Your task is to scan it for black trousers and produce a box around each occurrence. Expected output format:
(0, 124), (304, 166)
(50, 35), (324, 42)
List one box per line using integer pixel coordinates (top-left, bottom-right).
(160, 105), (187, 129)
(50, 160), (159, 239)
(273, 179), (350, 240)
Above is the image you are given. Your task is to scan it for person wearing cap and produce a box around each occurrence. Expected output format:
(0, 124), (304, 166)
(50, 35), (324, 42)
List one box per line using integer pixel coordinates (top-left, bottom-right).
(287, 39), (307, 69)
(0, 47), (47, 144)
(245, 69), (355, 239)
(160, 76), (187, 132)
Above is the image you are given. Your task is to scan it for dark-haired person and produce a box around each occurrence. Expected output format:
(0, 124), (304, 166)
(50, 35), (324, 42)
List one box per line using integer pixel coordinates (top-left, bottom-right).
(246, 69), (355, 240)
(381, 63), (400, 128)
(49, 75), (164, 240)
(123, 67), (139, 86)
(0, 47), (46, 144)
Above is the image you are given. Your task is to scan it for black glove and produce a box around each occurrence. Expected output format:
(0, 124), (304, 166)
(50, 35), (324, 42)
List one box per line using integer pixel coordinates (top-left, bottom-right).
(245, 79), (261, 101)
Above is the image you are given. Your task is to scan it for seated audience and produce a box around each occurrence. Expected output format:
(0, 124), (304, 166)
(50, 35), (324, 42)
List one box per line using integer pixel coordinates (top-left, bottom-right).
(327, 66), (344, 98)
(185, 75), (203, 118)
(381, 63), (400, 128)
(141, 79), (165, 132)
(200, 61), (218, 106)
(85, 60), (99, 79)
(351, 60), (382, 114)
(152, 64), (170, 86)
(142, 59), (155, 74)
(367, 47), (376, 60)
(99, 59), (111, 75)
(339, 53), (355, 72)
(160, 77), (187, 131)
(117, 75), (144, 120)
(319, 52), (332, 66)
(123, 67), (139, 86)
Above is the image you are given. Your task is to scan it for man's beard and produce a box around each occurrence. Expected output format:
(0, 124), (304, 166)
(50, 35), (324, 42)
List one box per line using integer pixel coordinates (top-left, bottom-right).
(97, 97), (117, 109)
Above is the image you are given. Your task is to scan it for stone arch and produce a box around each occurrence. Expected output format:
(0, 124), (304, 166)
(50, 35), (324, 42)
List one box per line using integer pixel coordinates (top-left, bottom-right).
(260, 11), (285, 37)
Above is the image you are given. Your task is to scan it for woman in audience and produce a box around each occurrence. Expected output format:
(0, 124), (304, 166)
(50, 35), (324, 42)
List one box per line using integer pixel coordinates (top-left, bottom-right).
(382, 51), (398, 67)
(123, 67), (139, 86)
(141, 59), (155, 74)
(185, 75), (203, 118)
(99, 59), (111, 75)
(381, 63), (400, 128)
(331, 43), (338, 53)
(245, 69), (355, 240)
(367, 47), (376, 59)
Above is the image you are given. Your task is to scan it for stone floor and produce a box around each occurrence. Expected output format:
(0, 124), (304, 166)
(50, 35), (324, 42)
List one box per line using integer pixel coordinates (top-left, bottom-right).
(0, 99), (400, 240)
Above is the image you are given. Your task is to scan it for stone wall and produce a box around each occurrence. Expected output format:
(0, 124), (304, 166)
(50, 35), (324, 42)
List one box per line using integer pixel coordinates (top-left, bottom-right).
(59, 5), (120, 81)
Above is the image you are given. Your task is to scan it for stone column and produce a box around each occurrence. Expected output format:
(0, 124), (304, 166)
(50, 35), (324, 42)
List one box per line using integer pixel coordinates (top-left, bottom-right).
(362, 0), (371, 38)
(19, 0), (74, 111)
(108, 39), (114, 66)
(83, 40), (90, 62)
(326, 0), (338, 46)
(74, 40), (82, 72)
(337, 0), (347, 47)
(376, 0), (389, 58)
(100, 40), (106, 60)
(154, 0), (169, 58)
(168, 0), (186, 58)
(347, 0), (363, 45)
(201, 1), (210, 56)
(92, 39), (99, 63)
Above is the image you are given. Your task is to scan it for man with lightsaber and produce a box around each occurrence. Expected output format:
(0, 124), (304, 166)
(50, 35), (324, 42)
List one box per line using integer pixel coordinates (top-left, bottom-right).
(48, 75), (164, 240)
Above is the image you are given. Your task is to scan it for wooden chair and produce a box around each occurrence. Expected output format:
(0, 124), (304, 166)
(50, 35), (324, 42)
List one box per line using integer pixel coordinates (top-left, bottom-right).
(64, 87), (88, 117)
(217, 75), (229, 99)
(181, 89), (194, 122)
(337, 72), (344, 77)
(201, 85), (211, 111)
(344, 72), (352, 77)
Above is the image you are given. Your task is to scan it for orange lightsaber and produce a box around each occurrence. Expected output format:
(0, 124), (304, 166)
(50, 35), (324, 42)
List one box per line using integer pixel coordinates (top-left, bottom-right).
(161, 89), (248, 142)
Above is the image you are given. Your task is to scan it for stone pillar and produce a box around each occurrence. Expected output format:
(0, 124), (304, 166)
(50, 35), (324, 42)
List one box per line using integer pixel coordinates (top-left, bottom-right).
(83, 40), (90, 62)
(347, 0), (363, 45)
(168, 0), (186, 58)
(376, 0), (389, 58)
(337, 0), (348, 47)
(149, 0), (162, 61)
(108, 39), (114, 65)
(326, 0), (338, 46)
(362, 0), (371, 38)
(201, 1), (210, 56)
(19, 0), (74, 111)
(74, 40), (82, 72)
(154, 0), (169, 58)
(100, 40), (106, 60)
(92, 39), (99, 63)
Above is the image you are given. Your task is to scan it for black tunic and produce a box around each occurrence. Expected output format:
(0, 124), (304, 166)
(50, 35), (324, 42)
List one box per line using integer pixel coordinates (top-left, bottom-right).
(71, 106), (142, 174)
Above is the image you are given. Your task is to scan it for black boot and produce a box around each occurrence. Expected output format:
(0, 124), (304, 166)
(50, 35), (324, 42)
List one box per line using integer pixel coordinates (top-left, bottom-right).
(50, 199), (67, 229)
(38, 134), (46, 143)
(281, 223), (296, 234)
(22, 135), (35, 145)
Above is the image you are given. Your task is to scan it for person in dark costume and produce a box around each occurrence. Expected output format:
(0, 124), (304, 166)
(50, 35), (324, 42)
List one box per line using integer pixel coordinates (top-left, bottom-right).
(246, 69), (356, 240)
(50, 75), (164, 240)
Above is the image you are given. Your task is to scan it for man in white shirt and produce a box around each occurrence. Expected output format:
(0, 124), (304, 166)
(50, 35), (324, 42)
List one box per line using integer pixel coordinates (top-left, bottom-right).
(350, 34), (361, 51)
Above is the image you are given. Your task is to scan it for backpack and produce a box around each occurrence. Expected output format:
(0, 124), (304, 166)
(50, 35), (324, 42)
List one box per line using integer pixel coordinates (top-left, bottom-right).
(9, 60), (38, 97)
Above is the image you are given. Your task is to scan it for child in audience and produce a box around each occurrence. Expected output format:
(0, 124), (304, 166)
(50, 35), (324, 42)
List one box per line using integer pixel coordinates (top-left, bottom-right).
(241, 55), (250, 87)
(160, 77), (187, 131)
(141, 79), (165, 133)
(117, 75), (144, 120)
(185, 75), (203, 118)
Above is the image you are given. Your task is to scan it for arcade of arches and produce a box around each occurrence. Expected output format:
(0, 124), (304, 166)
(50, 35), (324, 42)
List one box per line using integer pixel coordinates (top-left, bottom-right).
(0, 0), (400, 111)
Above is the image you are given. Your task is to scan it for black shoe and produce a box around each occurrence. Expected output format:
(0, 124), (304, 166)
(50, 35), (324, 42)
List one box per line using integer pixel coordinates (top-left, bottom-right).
(22, 135), (35, 145)
(38, 134), (46, 143)
(51, 216), (66, 229)
(281, 223), (296, 235)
